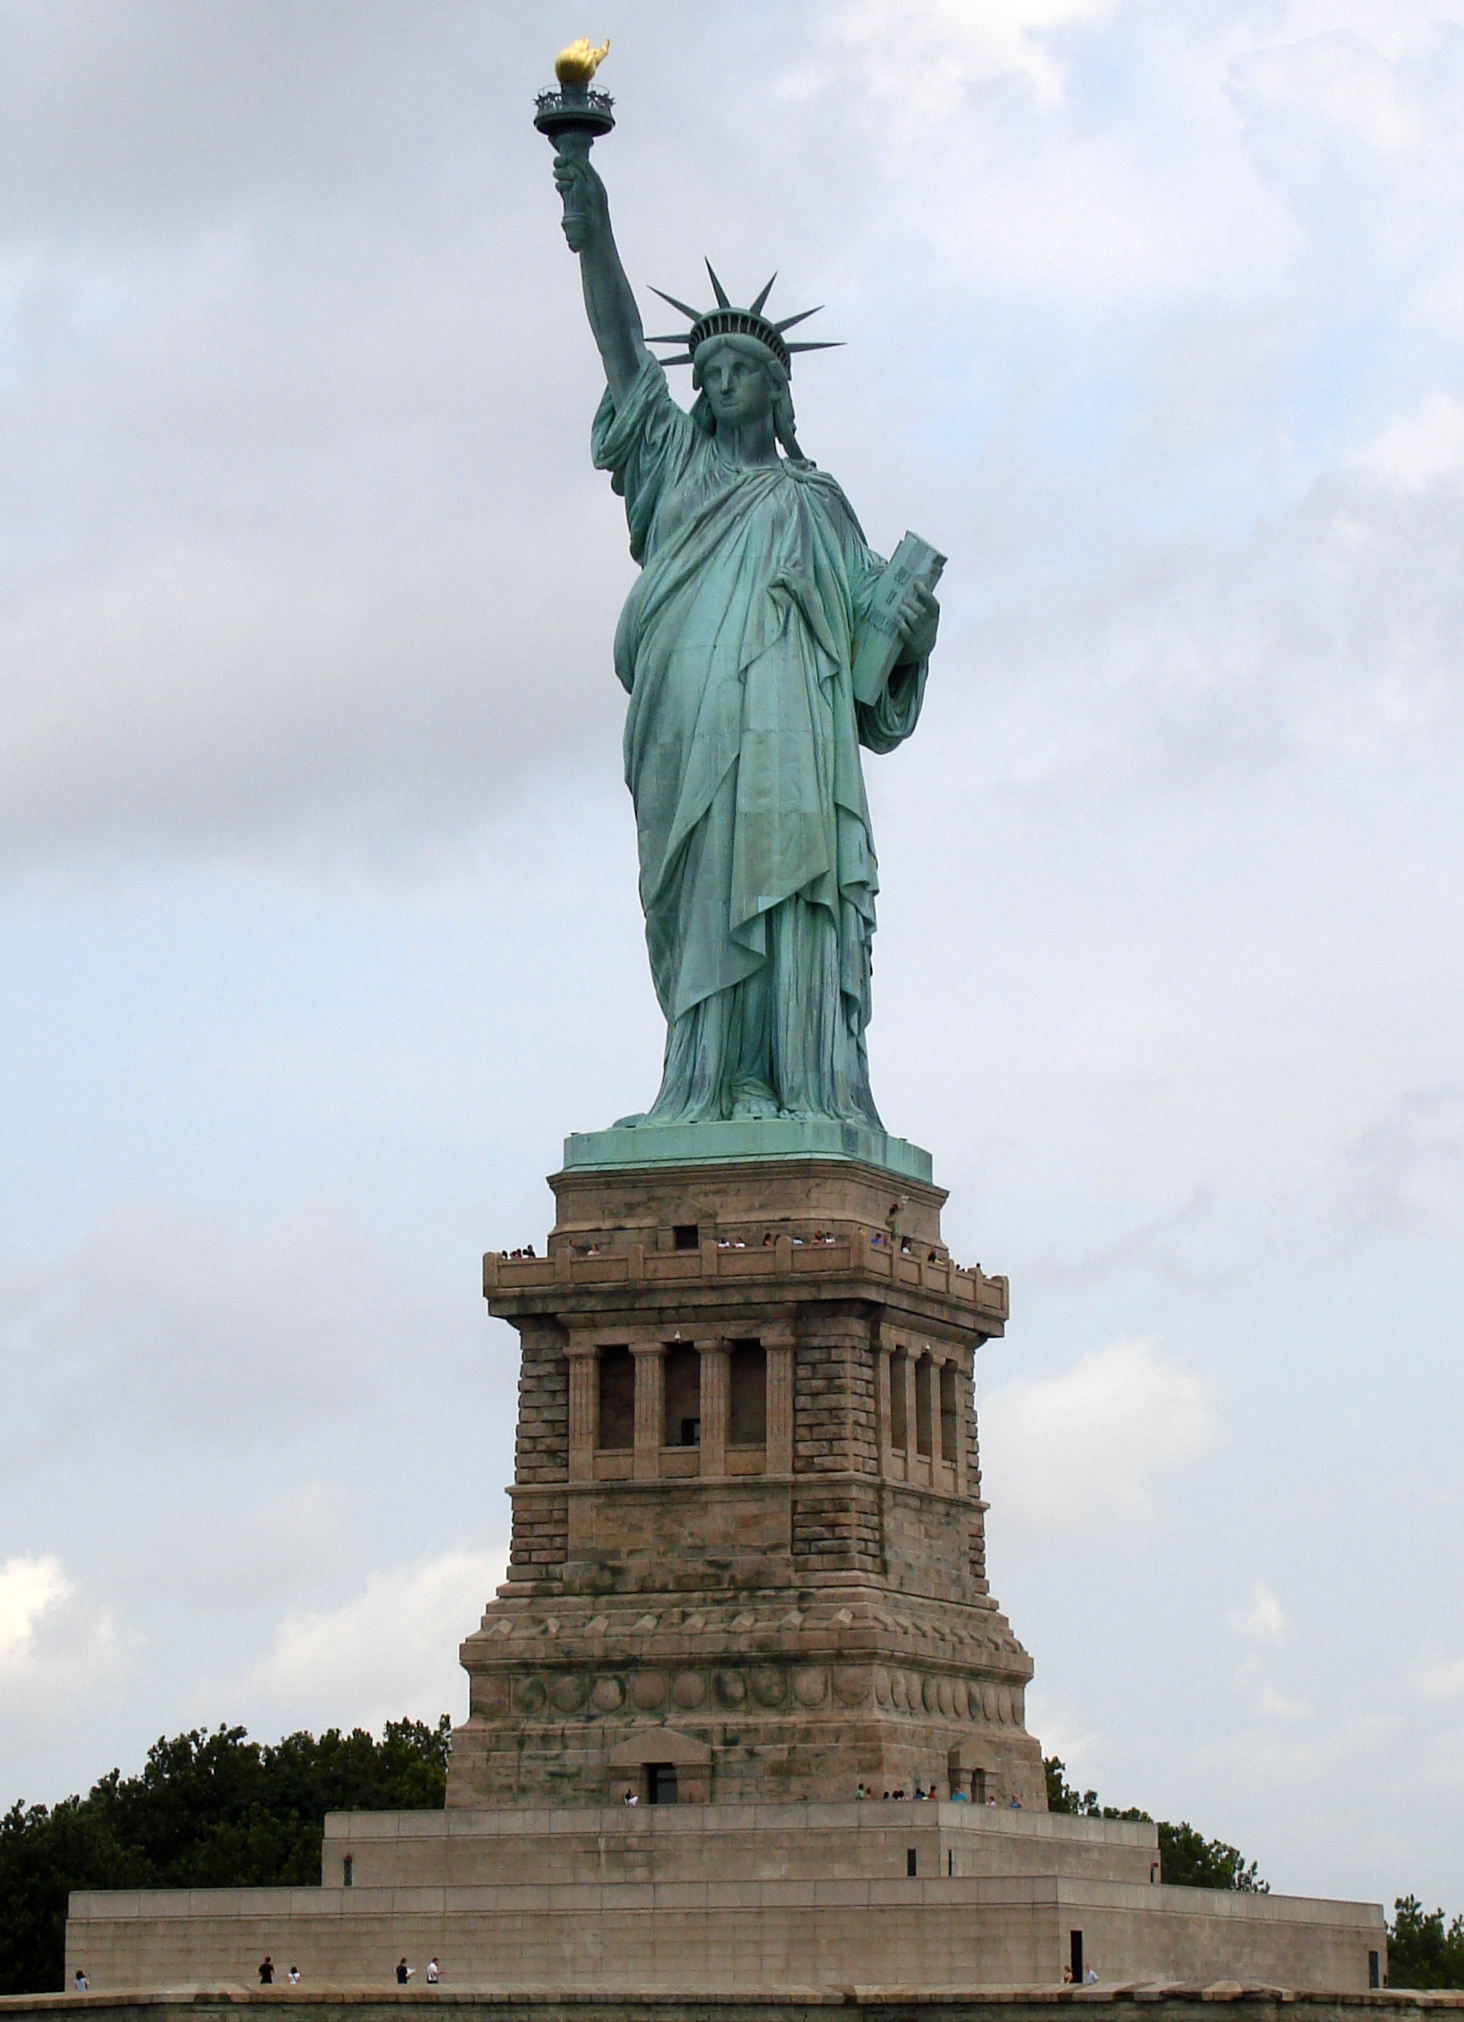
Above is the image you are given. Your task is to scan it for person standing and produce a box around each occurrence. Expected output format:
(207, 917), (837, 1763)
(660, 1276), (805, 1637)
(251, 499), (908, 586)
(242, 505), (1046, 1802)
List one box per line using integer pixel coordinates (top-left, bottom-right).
(425, 1958), (439, 1985)
(73, 1970), (88, 1992)
(396, 1959), (412, 1985)
(258, 1958), (275, 1986)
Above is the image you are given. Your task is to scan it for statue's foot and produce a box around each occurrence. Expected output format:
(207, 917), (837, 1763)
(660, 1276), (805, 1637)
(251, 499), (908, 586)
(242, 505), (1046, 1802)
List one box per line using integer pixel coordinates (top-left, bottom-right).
(728, 1078), (780, 1120)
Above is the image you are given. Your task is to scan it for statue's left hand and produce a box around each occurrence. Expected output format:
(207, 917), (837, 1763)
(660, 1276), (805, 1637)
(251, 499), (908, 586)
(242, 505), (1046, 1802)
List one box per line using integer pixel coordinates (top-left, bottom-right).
(895, 581), (940, 664)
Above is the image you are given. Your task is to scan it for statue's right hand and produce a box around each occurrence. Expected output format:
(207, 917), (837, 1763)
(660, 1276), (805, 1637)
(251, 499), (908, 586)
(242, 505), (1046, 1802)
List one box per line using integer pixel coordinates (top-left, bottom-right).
(553, 151), (610, 254)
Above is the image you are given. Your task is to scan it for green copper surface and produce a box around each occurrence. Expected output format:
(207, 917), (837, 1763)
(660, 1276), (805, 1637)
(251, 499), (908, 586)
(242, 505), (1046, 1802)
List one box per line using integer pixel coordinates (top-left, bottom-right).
(562, 1116), (933, 1184)
(549, 130), (943, 1137)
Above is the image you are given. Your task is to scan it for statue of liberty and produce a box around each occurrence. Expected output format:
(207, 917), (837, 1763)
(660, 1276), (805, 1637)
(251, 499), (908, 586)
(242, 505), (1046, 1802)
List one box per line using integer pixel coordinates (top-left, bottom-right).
(551, 137), (940, 1131)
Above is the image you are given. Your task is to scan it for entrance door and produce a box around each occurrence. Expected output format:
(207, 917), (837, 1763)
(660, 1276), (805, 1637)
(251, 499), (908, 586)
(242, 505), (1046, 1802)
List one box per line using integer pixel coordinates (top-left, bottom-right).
(647, 1762), (678, 1805)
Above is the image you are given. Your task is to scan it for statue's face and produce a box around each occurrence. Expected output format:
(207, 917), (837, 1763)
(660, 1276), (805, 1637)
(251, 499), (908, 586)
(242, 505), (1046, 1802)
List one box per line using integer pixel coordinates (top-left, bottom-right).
(700, 345), (774, 429)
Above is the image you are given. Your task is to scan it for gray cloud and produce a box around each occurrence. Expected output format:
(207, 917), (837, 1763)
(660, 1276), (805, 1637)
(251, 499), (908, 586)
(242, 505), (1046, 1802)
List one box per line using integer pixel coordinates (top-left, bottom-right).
(0, 1200), (473, 1464)
(2, 2), (1462, 874)
(1323, 1085), (1464, 1245)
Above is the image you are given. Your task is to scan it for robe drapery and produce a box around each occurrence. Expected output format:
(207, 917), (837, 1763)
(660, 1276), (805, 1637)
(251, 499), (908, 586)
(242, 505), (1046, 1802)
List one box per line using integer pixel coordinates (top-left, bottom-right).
(592, 359), (928, 1126)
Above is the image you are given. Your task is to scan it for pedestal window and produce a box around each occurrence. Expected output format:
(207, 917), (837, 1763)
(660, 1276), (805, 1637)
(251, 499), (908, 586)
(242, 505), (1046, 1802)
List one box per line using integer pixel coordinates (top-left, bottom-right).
(889, 1347), (909, 1450)
(940, 1361), (958, 1462)
(664, 1341), (701, 1446)
(729, 1341), (767, 1445)
(597, 1344), (634, 1449)
(915, 1354), (934, 1458)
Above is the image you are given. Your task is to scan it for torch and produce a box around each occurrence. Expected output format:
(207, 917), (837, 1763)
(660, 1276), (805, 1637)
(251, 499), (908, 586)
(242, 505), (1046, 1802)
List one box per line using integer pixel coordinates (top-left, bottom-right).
(534, 39), (614, 232)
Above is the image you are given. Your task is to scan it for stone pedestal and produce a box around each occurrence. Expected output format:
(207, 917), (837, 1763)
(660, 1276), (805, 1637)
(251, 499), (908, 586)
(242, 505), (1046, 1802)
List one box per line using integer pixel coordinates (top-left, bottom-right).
(450, 1145), (1045, 1811)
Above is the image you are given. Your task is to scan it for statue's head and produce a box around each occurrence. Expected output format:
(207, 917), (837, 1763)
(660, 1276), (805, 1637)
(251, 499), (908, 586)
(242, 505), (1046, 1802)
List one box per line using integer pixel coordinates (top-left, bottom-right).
(649, 264), (840, 464)
(691, 334), (801, 456)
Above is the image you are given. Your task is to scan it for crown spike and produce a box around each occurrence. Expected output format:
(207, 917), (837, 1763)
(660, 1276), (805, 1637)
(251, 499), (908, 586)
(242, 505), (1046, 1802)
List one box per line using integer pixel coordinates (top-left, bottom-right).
(649, 286), (703, 322)
(749, 272), (778, 316)
(646, 334), (697, 346)
(785, 339), (844, 354)
(657, 354), (695, 367)
(774, 305), (822, 333)
(704, 260), (732, 309)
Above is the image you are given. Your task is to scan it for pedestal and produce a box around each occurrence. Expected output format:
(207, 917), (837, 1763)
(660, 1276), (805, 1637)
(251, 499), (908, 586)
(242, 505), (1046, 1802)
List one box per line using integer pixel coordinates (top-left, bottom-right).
(451, 1139), (1045, 1811)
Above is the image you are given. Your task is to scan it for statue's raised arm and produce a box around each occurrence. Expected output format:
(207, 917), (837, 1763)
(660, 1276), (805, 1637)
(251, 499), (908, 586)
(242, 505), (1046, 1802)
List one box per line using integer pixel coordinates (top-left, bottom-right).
(552, 153), (650, 407)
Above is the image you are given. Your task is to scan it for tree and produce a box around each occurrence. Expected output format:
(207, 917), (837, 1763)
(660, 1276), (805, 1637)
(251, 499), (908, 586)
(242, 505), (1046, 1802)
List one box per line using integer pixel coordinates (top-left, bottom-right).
(1389, 1896), (1464, 1989)
(1157, 1820), (1268, 1893)
(0, 1716), (451, 1997)
(1042, 1756), (1267, 1891)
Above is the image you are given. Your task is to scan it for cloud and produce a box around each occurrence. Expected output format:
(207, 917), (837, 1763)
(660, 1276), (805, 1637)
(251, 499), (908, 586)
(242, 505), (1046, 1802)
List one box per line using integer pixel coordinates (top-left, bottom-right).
(1361, 393), (1464, 491)
(0, 1202), (470, 1463)
(0, 1554), (123, 1731)
(1414, 1655), (1464, 1699)
(0, 1554), (72, 1670)
(980, 1338), (1214, 1549)
(813, 0), (1119, 116)
(1324, 1088), (1464, 1247)
(1254, 1683), (1311, 1719)
(0, 1), (1463, 880)
(241, 1545), (504, 1735)
(1232, 1582), (1288, 1647)
(1238, 31), (1422, 154)
(1027, 1185), (1225, 1293)
(1230, 1584), (1310, 1722)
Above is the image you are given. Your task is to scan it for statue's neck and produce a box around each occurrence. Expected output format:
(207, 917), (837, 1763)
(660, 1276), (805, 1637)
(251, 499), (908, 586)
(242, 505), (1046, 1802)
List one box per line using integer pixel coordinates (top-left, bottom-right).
(716, 417), (780, 468)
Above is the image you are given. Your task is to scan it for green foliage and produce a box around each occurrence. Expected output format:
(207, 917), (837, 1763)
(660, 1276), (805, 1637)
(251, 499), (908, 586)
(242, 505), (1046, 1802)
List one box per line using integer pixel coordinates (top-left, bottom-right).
(1157, 1820), (1268, 1893)
(0, 1715), (451, 1998)
(1042, 1757), (1266, 1891)
(1044, 1755), (1094, 1814)
(1389, 1896), (1464, 1989)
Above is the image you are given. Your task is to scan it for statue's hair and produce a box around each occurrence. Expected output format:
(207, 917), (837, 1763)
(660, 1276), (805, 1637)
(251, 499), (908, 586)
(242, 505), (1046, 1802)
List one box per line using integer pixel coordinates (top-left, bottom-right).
(690, 334), (807, 463)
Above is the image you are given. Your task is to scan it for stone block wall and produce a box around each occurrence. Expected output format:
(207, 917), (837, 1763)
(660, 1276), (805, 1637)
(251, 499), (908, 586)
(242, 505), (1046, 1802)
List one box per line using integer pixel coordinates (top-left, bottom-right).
(964, 1361), (988, 1589)
(507, 1321), (568, 1578)
(881, 1486), (974, 1603)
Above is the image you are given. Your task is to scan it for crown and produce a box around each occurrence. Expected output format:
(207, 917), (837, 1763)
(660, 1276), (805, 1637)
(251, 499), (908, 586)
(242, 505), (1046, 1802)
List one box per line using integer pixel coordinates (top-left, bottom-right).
(647, 263), (841, 377)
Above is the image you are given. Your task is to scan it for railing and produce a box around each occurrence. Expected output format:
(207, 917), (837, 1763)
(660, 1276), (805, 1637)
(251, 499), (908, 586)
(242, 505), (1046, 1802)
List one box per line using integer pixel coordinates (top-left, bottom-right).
(484, 1231), (1007, 1321)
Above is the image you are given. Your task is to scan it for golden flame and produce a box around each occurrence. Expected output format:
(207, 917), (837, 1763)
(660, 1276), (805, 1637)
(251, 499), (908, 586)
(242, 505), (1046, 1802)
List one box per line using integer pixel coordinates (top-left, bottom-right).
(554, 37), (609, 85)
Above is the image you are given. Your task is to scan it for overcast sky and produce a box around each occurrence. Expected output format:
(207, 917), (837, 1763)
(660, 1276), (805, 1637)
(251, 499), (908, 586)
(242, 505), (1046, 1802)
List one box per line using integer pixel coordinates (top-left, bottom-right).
(2, 0), (1463, 1918)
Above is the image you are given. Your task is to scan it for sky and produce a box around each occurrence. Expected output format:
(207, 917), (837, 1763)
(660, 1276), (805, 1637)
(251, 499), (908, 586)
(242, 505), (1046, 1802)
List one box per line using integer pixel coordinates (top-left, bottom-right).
(2, 0), (1463, 1916)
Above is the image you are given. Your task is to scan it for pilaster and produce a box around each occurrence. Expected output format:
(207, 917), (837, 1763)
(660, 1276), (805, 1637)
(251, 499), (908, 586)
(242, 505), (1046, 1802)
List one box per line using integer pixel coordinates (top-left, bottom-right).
(565, 1335), (599, 1484)
(632, 1339), (667, 1481)
(697, 1339), (729, 1478)
(764, 1320), (794, 1476)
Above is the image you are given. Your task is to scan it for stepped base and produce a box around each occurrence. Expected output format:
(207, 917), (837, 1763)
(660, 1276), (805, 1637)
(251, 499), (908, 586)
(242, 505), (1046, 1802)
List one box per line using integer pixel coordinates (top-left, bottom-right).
(63, 1802), (1386, 1995)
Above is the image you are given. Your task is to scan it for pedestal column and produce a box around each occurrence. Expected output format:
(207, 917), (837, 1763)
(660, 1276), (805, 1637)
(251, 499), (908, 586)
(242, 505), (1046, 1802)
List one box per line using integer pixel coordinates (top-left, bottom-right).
(565, 1336), (599, 1484)
(632, 1339), (667, 1481)
(698, 1340), (729, 1478)
(764, 1321), (794, 1476)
